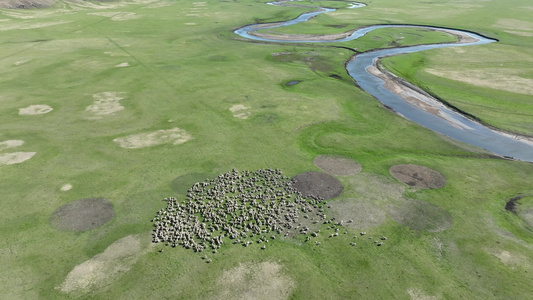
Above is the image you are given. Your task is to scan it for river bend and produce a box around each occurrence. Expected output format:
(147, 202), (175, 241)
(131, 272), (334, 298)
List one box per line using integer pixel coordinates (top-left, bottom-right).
(234, 1), (533, 162)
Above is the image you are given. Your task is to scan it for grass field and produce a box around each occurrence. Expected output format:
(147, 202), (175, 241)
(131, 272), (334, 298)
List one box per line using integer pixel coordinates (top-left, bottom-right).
(1, 0), (533, 299)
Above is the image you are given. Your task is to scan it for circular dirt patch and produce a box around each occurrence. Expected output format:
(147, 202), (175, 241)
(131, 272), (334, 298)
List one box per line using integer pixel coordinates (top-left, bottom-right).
(385, 198), (452, 232)
(18, 104), (53, 115)
(389, 164), (446, 189)
(214, 261), (294, 300)
(50, 198), (114, 232)
(0, 152), (36, 165)
(313, 155), (362, 176)
(328, 198), (386, 229)
(113, 127), (192, 149)
(290, 171), (343, 200)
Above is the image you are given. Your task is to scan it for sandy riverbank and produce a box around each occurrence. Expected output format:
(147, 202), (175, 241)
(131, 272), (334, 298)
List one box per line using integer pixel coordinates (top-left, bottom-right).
(247, 25), (479, 43)
(369, 60), (533, 149)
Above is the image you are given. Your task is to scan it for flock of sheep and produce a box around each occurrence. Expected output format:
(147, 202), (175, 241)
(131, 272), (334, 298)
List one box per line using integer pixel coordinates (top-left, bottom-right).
(151, 168), (385, 259)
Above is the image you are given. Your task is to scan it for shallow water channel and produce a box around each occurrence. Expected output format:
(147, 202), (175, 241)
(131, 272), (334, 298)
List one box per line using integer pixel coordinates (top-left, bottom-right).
(234, 2), (533, 162)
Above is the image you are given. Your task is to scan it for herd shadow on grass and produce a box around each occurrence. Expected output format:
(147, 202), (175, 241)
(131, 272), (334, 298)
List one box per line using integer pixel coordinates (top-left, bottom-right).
(159, 155), (452, 260)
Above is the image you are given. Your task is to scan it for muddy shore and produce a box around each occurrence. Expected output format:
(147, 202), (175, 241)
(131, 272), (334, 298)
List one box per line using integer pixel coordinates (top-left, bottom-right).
(247, 25), (479, 43)
(249, 30), (356, 41)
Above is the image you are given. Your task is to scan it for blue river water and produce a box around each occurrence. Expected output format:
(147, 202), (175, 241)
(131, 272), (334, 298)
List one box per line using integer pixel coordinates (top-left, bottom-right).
(234, 2), (533, 162)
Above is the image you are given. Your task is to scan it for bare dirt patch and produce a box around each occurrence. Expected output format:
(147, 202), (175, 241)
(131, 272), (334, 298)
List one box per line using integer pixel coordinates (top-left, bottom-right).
(14, 59), (30, 66)
(212, 261), (294, 300)
(372, 7), (469, 20)
(0, 140), (24, 151)
(0, 152), (36, 165)
(146, 1), (173, 8)
(0, 20), (71, 31)
(0, 0), (54, 9)
(389, 164), (446, 189)
(60, 184), (73, 192)
(385, 198), (452, 232)
(495, 19), (533, 31)
(85, 92), (125, 119)
(18, 104), (53, 115)
(50, 198), (114, 232)
(485, 248), (532, 270)
(345, 173), (405, 203)
(291, 171), (343, 200)
(504, 30), (533, 37)
(407, 288), (439, 300)
(250, 30), (356, 42)
(425, 68), (533, 96)
(59, 234), (152, 293)
(313, 155), (362, 176)
(113, 127), (193, 149)
(431, 237), (444, 261)
(229, 104), (252, 119)
(104, 51), (129, 57)
(328, 198), (386, 229)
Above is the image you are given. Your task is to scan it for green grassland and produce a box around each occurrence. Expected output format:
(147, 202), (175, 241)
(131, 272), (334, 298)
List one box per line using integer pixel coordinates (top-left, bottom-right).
(381, 44), (533, 135)
(377, 0), (533, 136)
(1, 0), (533, 299)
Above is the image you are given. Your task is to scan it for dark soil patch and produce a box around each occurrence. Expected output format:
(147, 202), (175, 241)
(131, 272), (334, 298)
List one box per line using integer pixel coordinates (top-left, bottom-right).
(389, 164), (446, 189)
(50, 198), (114, 232)
(290, 171), (343, 200)
(385, 198), (452, 232)
(0, 0), (54, 8)
(505, 194), (526, 213)
(313, 155), (362, 176)
(507, 195), (533, 227)
(325, 24), (347, 29)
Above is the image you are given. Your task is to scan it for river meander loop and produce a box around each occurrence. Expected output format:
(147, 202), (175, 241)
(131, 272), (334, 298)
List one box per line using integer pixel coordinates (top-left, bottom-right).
(234, 1), (533, 162)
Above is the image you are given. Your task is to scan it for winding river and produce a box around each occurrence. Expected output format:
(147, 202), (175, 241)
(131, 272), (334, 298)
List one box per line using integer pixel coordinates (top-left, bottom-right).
(234, 1), (533, 162)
